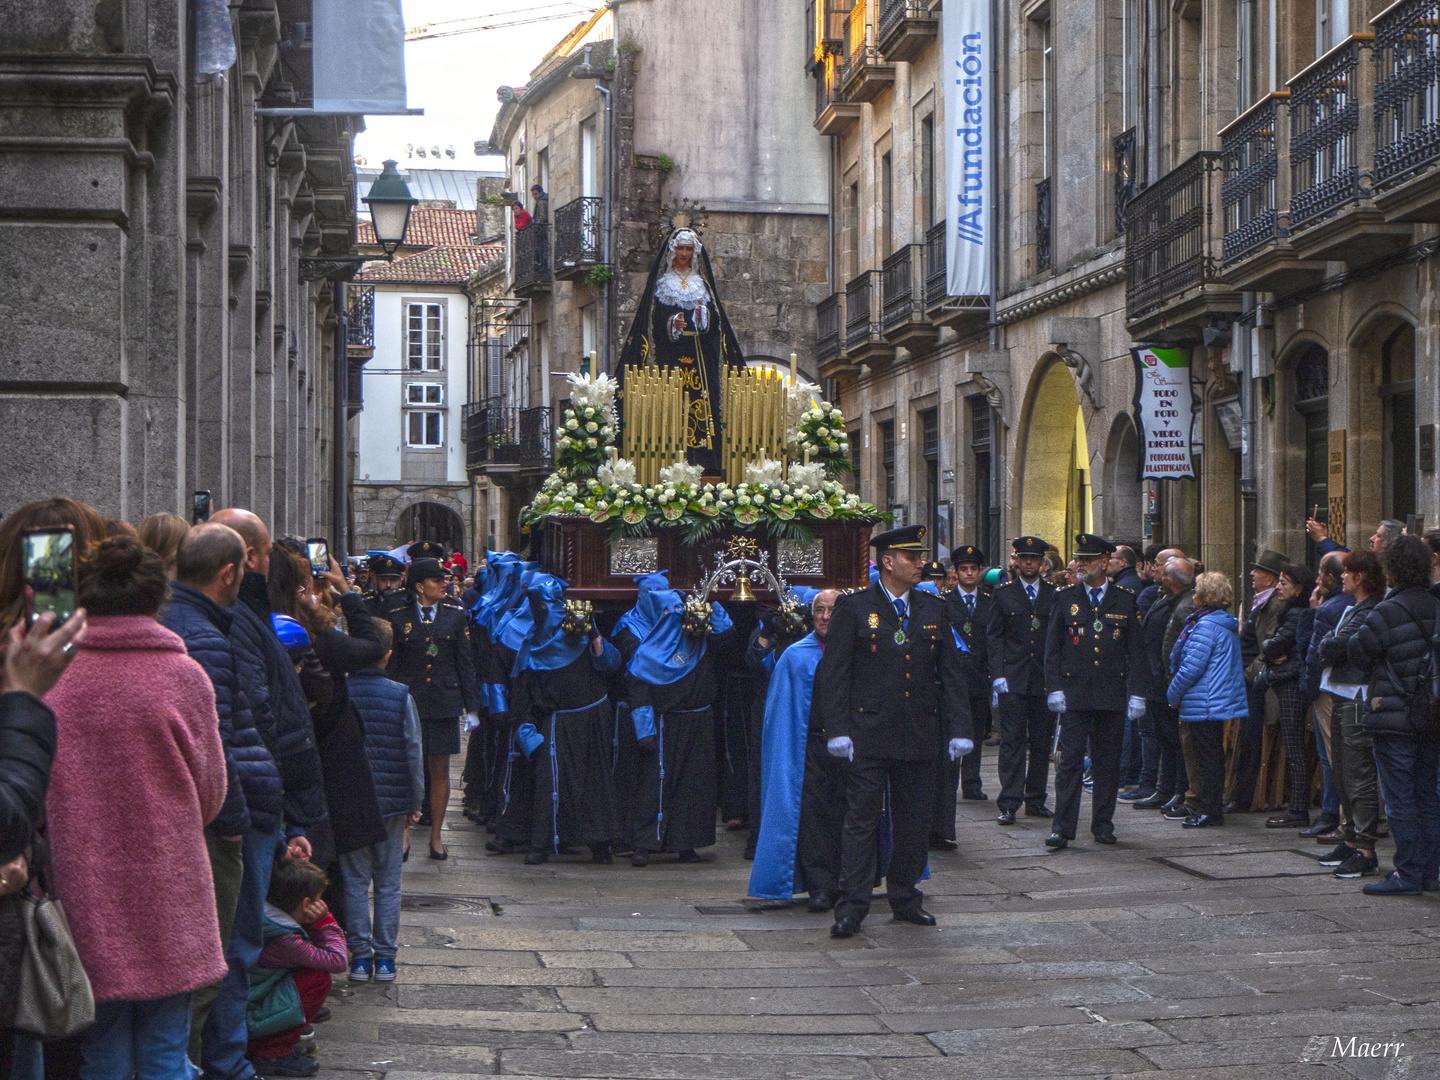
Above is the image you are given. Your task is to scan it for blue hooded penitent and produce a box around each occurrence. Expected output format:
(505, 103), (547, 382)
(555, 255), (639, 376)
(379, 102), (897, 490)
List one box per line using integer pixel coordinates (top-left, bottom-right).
(612, 571), (670, 641)
(786, 585), (820, 608)
(511, 575), (591, 676)
(747, 632), (824, 899)
(626, 590), (733, 687)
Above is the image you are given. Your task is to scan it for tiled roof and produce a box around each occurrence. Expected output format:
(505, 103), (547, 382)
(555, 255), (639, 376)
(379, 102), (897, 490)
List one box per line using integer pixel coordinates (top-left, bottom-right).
(357, 208), (477, 248)
(353, 244), (502, 285)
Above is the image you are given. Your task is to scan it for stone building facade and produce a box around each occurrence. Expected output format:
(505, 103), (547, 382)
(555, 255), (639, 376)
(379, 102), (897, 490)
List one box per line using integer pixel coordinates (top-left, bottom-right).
(473, 1), (830, 550)
(810, 0), (1440, 587)
(0, 1), (362, 537)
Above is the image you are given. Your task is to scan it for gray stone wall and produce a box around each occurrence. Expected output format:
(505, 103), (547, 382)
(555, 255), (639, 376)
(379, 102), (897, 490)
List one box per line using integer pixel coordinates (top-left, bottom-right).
(351, 482), (473, 558)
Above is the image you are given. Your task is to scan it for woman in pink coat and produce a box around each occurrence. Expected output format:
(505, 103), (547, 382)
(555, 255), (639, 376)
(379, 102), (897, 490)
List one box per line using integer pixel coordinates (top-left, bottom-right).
(45, 536), (229, 1079)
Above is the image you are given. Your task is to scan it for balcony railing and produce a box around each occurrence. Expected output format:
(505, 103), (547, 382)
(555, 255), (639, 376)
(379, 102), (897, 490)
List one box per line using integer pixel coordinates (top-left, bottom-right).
(514, 221), (551, 292)
(1221, 95), (1282, 264)
(924, 220), (947, 306)
(1373, 0), (1440, 192)
(816, 291), (844, 361)
(1289, 38), (1364, 231)
(1125, 151), (1224, 316)
(845, 270), (883, 352)
(840, 2), (893, 101)
(554, 196), (603, 276)
(881, 245), (925, 328)
(877, 0), (936, 62)
(345, 285), (374, 348)
(1036, 177), (1053, 271)
(464, 399), (553, 472)
(1114, 127), (1138, 235)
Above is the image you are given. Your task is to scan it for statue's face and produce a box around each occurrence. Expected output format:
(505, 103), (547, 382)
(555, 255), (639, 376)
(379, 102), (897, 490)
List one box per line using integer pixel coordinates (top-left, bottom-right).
(672, 244), (694, 272)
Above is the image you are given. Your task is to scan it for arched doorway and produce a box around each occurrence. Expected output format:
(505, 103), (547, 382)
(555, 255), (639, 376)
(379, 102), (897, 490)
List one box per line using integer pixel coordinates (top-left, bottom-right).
(396, 501), (465, 554)
(1380, 323), (1416, 524)
(1291, 344), (1329, 565)
(1105, 416), (1143, 541)
(1020, 360), (1092, 556)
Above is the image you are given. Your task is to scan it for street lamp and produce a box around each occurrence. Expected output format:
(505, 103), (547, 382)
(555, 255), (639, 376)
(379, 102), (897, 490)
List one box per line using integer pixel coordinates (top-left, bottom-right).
(299, 159), (417, 280)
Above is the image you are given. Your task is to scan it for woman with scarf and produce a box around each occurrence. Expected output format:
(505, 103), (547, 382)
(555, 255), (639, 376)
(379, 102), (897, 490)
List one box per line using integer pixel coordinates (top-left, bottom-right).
(509, 575), (622, 865)
(1258, 562), (1318, 828)
(1167, 572), (1248, 828)
(624, 589), (734, 866)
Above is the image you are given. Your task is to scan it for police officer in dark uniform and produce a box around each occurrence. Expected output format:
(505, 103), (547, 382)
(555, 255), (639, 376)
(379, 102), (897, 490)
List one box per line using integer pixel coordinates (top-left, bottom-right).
(942, 546), (993, 826)
(363, 552), (407, 616)
(386, 557), (481, 859)
(1042, 533), (1146, 850)
(987, 536), (1060, 825)
(812, 525), (972, 938)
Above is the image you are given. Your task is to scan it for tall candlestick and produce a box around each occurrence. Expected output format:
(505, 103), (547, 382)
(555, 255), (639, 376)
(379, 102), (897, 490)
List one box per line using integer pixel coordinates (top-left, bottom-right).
(789, 351), (797, 382)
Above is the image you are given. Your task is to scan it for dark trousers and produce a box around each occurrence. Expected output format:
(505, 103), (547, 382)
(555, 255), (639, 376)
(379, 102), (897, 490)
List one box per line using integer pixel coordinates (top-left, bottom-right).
(1331, 695), (1380, 846)
(797, 735), (846, 895)
(1053, 709), (1125, 839)
(1119, 712), (1141, 786)
(1273, 680), (1313, 813)
(932, 749), (962, 841)
(1229, 683), (1267, 808)
(1184, 720), (1226, 816)
(1150, 698), (1187, 800)
(957, 692), (990, 798)
(836, 754), (936, 924)
(997, 692), (1055, 812)
(1135, 700), (1161, 792)
(1371, 733), (1440, 887)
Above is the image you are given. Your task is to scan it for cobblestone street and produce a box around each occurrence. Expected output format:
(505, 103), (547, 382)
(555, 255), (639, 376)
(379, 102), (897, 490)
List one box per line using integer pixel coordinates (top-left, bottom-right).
(314, 747), (1440, 1078)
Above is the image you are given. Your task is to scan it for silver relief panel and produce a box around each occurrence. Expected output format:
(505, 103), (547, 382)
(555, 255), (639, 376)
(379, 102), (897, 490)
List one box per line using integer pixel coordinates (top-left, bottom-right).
(777, 538), (824, 576)
(609, 537), (658, 575)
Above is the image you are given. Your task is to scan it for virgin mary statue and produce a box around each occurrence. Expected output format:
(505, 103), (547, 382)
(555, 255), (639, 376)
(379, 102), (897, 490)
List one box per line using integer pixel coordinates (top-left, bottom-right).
(618, 227), (745, 476)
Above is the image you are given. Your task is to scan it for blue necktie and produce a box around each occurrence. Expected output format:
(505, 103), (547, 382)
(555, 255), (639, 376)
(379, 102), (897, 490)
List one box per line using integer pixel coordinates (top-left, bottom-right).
(1089, 588), (1102, 608)
(893, 596), (908, 631)
(1026, 584), (1036, 603)
(422, 606), (435, 623)
(964, 594), (975, 616)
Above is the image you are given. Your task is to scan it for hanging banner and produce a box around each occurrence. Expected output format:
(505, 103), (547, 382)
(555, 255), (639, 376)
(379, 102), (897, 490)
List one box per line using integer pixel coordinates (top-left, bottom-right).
(943, 0), (992, 298)
(1132, 346), (1196, 480)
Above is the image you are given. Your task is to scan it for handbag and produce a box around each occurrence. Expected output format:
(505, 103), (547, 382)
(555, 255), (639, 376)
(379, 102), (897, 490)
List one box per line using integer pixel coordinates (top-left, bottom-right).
(13, 887), (95, 1038)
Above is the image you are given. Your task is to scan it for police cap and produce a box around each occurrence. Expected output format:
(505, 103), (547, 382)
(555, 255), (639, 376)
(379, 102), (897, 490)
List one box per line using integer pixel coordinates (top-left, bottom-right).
(406, 557), (447, 586)
(951, 544), (986, 567)
(923, 560), (947, 580)
(1074, 532), (1116, 557)
(1011, 536), (1048, 556)
(407, 540), (447, 561)
(369, 553), (404, 577)
(870, 524), (926, 553)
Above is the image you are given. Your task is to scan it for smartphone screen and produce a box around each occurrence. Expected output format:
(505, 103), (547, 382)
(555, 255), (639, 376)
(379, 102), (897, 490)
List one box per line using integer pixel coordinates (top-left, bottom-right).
(22, 527), (76, 627)
(306, 539), (329, 576)
(192, 490), (212, 523)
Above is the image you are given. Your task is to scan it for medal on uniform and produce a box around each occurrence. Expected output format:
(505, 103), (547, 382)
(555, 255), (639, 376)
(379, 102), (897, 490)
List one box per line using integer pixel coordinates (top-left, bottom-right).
(1031, 616), (1040, 630)
(426, 642), (439, 657)
(868, 612), (880, 629)
(894, 629), (907, 645)
(963, 622), (972, 635)
(1093, 619), (1104, 633)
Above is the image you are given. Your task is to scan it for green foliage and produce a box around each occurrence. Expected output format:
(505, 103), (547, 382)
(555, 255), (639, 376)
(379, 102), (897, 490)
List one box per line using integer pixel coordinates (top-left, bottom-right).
(656, 154), (675, 173)
(585, 263), (614, 287)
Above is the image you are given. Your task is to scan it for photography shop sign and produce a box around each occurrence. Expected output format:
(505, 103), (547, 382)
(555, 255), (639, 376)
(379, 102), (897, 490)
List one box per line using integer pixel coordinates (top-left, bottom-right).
(1132, 346), (1196, 481)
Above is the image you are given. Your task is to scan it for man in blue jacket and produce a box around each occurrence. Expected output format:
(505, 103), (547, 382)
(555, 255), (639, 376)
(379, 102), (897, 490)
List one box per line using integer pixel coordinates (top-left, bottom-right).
(1301, 552), (1352, 840)
(161, 523), (283, 1080)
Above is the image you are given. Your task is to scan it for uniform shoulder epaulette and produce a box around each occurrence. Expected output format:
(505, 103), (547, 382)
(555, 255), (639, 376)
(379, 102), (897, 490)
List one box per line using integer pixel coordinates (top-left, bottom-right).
(1114, 582), (1135, 595)
(439, 595), (465, 608)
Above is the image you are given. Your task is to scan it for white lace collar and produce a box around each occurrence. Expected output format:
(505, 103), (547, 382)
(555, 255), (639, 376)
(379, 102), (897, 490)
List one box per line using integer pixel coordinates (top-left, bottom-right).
(654, 268), (711, 308)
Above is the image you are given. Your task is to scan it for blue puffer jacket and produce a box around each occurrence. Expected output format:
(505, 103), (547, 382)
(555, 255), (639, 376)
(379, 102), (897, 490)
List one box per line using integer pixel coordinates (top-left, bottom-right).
(231, 574), (328, 830)
(161, 582), (282, 832)
(1168, 609), (1250, 723)
(346, 669), (424, 818)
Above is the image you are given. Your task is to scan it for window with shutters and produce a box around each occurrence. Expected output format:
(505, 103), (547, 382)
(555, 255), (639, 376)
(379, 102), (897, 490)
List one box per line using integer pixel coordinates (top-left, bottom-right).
(880, 420), (896, 507)
(407, 302), (443, 371)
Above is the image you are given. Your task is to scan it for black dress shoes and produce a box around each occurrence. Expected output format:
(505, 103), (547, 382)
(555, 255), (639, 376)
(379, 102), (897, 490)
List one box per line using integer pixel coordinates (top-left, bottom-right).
(929, 836), (959, 851)
(1093, 829), (1117, 845)
(962, 791), (989, 801)
(830, 914), (862, 939)
(1161, 794), (1186, 811)
(1163, 802), (1192, 820)
(997, 808), (1017, 825)
(1025, 802), (1053, 819)
(1132, 792), (1172, 810)
(1221, 799), (1248, 815)
(1266, 810), (1310, 829)
(807, 890), (837, 913)
(1299, 815), (1339, 838)
(523, 850), (548, 865)
(1044, 833), (1069, 849)
(1182, 813), (1224, 828)
(892, 908), (937, 926)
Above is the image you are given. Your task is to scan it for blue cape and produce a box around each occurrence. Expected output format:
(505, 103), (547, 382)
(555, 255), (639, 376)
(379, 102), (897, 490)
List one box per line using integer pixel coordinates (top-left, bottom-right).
(512, 576), (591, 676)
(612, 571), (670, 641)
(869, 562), (879, 584)
(748, 633), (824, 899)
(787, 586), (820, 608)
(493, 566), (544, 648)
(625, 589), (733, 687)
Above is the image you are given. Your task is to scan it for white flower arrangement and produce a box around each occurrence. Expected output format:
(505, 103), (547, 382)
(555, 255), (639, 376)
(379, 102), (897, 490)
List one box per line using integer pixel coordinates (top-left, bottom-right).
(744, 457), (786, 488)
(659, 461), (704, 488)
(597, 457), (637, 488)
(788, 461), (825, 492)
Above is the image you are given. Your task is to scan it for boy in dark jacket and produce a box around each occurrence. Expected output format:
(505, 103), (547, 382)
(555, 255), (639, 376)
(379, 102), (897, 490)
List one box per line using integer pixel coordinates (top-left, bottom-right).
(339, 618), (424, 983)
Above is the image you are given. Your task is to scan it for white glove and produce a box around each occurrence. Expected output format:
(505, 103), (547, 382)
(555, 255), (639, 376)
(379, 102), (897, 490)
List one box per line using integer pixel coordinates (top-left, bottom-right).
(826, 736), (854, 761)
(463, 711), (480, 732)
(948, 738), (974, 761)
(1127, 696), (1146, 721)
(1047, 691), (1067, 714)
(992, 677), (1008, 695)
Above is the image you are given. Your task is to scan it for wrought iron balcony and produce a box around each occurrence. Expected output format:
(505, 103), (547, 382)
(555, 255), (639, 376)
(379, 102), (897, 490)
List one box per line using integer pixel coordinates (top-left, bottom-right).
(345, 285), (374, 348)
(877, 0), (936, 64)
(1289, 38), (1364, 232)
(881, 244), (936, 353)
(813, 52), (861, 135)
(816, 291), (845, 364)
(922, 220), (989, 331)
(1036, 177), (1053, 272)
(1372, 0), (1440, 219)
(513, 221), (551, 295)
(1125, 151), (1240, 335)
(844, 269), (894, 369)
(1221, 94), (1284, 265)
(553, 197), (603, 280)
(923, 220), (947, 310)
(840, 3), (894, 103)
(464, 398), (553, 473)
(1114, 127), (1138, 235)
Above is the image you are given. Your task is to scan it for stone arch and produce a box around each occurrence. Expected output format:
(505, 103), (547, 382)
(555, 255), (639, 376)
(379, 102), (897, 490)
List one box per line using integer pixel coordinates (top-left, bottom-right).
(741, 338), (820, 384)
(1016, 355), (1092, 555)
(1102, 412), (1143, 541)
(386, 496), (467, 554)
(1346, 303), (1417, 527)
(1346, 300), (1417, 349)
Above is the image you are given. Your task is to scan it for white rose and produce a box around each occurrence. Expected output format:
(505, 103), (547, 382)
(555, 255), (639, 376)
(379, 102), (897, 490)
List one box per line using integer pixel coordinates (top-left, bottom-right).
(584, 406), (596, 418)
(601, 426), (613, 437)
(586, 438), (598, 448)
(566, 418), (579, 430)
(816, 426), (830, 438)
(738, 495), (751, 506)
(586, 421), (598, 433)
(664, 488), (675, 500)
(754, 494), (765, 505)
(558, 436), (572, 447)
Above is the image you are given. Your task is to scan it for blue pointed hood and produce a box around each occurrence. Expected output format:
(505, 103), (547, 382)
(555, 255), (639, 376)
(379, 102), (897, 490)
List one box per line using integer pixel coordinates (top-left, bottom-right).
(512, 575), (588, 676)
(626, 589), (732, 686)
(612, 571), (670, 641)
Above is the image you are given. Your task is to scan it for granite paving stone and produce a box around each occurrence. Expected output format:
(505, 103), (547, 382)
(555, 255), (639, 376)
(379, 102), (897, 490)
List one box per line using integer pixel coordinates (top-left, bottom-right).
(308, 744), (1440, 1077)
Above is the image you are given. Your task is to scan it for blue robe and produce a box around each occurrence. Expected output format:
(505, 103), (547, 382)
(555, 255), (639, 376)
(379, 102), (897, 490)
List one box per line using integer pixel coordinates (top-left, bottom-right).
(748, 633), (823, 900)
